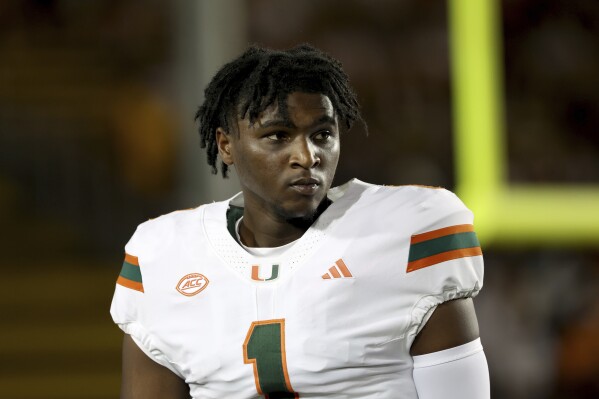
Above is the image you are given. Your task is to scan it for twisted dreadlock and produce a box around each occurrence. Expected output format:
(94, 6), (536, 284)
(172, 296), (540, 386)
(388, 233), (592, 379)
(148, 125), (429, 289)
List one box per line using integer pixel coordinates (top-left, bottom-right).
(195, 44), (363, 177)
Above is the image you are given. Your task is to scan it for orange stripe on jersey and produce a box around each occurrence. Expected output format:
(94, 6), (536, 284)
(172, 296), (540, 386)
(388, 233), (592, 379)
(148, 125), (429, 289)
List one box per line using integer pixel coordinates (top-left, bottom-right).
(117, 275), (144, 292)
(407, 247), (482, 273)
(329, 266), (341, 278)
(335, 259), (353, 277)
(410, 224), (475, 244)
(125, 253), (139, 266)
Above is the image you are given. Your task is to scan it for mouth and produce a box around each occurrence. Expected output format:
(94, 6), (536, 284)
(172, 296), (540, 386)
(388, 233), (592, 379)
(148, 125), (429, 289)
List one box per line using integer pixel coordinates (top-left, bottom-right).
(289, 177), (321, 195)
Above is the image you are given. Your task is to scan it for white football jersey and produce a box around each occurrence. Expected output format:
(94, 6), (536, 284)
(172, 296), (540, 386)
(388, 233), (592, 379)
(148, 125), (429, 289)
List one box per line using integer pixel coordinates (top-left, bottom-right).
(111, 179), (484, 398)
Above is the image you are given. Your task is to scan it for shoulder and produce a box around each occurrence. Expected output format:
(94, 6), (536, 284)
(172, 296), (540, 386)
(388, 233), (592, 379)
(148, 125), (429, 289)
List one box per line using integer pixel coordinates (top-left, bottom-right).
(372, 184), (467, 212)
(373, 186), (480, 270)
(352, 182), (474, 232)
(125, 206), (206, 259)
(137, 206), (204, 232)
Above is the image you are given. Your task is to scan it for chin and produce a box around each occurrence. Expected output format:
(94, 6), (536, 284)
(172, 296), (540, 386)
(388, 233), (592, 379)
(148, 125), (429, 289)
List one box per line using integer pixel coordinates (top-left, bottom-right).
(279, 197), (328, 225)
(280, 206), (318, 222)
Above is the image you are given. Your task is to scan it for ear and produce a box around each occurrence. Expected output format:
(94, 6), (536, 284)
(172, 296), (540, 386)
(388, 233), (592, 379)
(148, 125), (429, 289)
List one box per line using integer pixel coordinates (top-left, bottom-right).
(216, 127), (234, 165)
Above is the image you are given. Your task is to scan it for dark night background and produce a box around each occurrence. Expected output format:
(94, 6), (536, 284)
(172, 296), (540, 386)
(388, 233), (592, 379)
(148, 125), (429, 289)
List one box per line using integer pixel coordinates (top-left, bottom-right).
(0, 1), (597, 397)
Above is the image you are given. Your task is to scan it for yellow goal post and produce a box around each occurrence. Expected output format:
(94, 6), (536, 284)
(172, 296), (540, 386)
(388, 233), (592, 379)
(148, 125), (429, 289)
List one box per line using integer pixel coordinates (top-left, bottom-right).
(449, 0), (599, 247)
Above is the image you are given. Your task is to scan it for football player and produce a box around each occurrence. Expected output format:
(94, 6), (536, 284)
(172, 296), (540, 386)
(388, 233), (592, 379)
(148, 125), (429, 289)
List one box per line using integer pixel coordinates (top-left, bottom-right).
(111, 44), (490, 398)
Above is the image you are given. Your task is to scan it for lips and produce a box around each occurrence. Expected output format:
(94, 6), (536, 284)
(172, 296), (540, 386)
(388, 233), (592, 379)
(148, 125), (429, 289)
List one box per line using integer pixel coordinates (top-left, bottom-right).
(291, 177), (320, 185)
(289, 177), (321, 195)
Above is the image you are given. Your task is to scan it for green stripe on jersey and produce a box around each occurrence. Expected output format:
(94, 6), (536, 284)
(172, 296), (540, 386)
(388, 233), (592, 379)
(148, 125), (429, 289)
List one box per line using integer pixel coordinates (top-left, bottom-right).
(409, 232), (480, 262)
(120, 260), (143, 283)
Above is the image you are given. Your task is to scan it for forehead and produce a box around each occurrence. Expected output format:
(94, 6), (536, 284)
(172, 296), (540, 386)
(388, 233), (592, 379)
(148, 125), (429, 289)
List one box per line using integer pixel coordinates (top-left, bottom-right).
(249, 92), (336, 127)
(284, 92), (334, 112)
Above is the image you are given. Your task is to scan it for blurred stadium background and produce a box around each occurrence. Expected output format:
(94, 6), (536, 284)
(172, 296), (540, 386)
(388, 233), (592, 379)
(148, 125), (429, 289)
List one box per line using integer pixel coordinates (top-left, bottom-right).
(0, 0), (597, 398)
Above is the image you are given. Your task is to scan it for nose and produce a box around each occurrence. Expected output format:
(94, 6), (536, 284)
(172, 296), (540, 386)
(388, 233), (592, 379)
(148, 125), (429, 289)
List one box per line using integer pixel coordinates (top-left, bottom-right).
(289, 138), (320, 169)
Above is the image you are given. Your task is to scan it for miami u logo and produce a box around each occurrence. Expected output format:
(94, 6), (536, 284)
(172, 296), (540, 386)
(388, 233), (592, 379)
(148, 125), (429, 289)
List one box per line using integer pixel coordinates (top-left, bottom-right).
(251, 264), (279, 281)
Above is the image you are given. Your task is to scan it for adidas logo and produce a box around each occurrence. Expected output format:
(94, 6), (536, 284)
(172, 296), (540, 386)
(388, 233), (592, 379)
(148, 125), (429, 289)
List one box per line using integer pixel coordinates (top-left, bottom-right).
(322, 259), (353, 279)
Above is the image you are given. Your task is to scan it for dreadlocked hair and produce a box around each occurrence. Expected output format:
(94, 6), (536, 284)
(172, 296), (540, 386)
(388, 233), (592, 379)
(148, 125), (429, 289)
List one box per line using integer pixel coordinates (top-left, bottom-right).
(195, 44), (363, 178)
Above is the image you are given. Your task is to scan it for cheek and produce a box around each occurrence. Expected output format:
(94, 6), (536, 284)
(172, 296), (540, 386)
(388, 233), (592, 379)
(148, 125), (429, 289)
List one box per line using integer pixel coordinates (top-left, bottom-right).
(235, 149), (282, 186)
(324, 142), (341, 172)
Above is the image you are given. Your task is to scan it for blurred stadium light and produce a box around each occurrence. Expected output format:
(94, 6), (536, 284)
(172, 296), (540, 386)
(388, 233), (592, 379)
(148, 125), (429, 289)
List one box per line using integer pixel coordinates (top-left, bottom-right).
(449, 0), (599, 247)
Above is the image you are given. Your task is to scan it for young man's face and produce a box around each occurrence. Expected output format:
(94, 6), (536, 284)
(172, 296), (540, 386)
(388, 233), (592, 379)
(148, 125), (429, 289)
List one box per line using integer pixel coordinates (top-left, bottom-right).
(218, 91), (340, 221)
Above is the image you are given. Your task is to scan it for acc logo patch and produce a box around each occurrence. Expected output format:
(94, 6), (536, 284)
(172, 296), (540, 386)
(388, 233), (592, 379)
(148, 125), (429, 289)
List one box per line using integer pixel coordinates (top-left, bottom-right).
(176, 273), (209, 297)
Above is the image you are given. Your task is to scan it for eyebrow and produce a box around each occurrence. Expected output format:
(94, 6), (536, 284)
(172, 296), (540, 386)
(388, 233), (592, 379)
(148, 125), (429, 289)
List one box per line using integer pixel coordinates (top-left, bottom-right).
(258, 114), (337, 129)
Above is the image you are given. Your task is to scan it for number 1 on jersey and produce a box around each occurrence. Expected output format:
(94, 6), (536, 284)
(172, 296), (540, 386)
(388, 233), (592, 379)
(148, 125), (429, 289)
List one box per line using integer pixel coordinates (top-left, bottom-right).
(243, 319), (298, 398)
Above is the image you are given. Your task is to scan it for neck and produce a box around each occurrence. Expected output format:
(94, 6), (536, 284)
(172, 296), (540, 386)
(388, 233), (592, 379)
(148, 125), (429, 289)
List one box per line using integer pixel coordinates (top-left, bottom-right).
(239, 198), (331, 248)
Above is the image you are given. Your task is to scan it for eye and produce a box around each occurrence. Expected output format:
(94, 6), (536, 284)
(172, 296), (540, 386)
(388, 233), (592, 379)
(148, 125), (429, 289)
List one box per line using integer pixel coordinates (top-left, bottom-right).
(265, 131), (289, 141)
(313, 130), (333, 142)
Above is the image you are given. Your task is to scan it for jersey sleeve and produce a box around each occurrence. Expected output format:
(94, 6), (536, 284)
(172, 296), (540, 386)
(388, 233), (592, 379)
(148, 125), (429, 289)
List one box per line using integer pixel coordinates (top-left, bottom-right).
(109, 222), (183, 377)
(402, 188), (484, 344)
